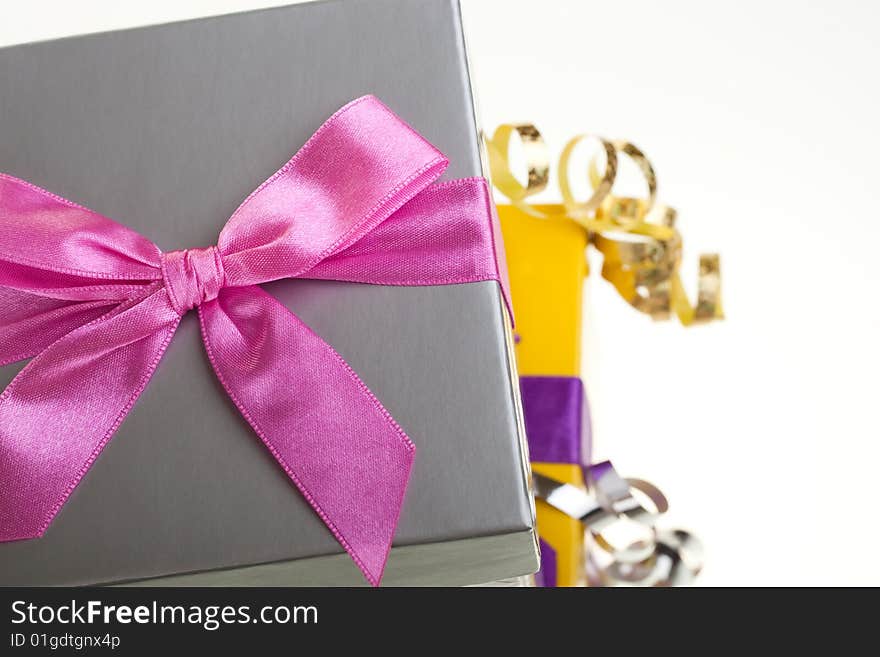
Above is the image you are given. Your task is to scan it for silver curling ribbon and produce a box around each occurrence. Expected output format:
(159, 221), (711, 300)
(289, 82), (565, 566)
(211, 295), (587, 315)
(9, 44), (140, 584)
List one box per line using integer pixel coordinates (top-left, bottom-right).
(532, 461), (703, 586)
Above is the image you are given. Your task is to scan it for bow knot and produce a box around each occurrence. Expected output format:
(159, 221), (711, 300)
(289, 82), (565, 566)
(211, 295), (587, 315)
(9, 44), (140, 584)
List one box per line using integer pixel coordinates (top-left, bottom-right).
(161, 246), (226, 315)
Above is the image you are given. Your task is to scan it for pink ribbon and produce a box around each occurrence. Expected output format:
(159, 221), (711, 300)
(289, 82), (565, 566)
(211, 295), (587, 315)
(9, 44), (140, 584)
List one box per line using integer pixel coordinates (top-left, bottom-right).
(0, 96), (509, 585)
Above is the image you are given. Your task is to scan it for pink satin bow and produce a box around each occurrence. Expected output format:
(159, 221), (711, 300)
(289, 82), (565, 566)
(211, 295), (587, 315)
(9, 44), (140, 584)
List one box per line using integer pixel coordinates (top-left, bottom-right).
(0, 96), (508, 585)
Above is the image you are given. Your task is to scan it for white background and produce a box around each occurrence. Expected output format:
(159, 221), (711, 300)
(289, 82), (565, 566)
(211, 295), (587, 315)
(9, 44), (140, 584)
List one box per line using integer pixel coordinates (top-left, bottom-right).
(2, 0), (878, 586)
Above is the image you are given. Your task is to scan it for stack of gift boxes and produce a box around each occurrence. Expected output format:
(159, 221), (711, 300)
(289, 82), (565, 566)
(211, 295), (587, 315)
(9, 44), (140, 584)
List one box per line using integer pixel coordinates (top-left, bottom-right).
(0, 0), (718, 587)
(488, 115), (722, 586)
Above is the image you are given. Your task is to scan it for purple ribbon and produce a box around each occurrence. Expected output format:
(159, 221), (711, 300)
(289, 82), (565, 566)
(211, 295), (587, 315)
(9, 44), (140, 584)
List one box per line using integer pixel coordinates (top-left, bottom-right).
(521, 376), (592, 586)
(520, 376), (591, 465)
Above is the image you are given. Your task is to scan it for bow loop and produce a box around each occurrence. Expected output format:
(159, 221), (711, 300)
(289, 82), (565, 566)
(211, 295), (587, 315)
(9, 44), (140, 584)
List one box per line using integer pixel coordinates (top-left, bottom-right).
(0, 175), (164, 363)
(217, 96), (449, 288)
(0, 173), (163, 281)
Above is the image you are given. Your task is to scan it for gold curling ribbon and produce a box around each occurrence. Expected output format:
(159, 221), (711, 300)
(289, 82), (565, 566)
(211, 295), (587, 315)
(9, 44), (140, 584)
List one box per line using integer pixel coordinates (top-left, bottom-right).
(486, 124), (723, 325)
(484, 124), (550, 218)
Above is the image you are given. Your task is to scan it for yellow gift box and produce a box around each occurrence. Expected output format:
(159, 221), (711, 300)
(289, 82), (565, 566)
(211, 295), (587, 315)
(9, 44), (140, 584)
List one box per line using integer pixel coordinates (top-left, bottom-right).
(491, 122), (721, 586)
(500, 204), (588, 587)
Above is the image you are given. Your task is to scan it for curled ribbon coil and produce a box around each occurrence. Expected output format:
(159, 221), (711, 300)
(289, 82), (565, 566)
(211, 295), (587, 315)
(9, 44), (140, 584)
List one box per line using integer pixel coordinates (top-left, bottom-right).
(486, 124), (550, 217)
(486, 125), (723, 325)
(533, 463), (703, 586)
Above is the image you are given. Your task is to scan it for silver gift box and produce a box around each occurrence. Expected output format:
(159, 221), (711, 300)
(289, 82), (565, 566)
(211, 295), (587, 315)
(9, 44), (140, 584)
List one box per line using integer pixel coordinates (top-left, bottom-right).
(0, 0), (537, 586)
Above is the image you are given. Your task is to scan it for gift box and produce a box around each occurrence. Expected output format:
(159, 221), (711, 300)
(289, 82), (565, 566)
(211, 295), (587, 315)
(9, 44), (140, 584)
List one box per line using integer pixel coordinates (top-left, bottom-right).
(0, 0), (537, 586)
(500, 206), (590, 587)
(494, 118), (720, 585)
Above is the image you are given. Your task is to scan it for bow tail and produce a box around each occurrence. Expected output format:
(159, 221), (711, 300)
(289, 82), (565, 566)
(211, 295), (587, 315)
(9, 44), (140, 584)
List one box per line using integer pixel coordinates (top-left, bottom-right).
(0, 288), (180, 540)
(199, 286), (416, 586)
